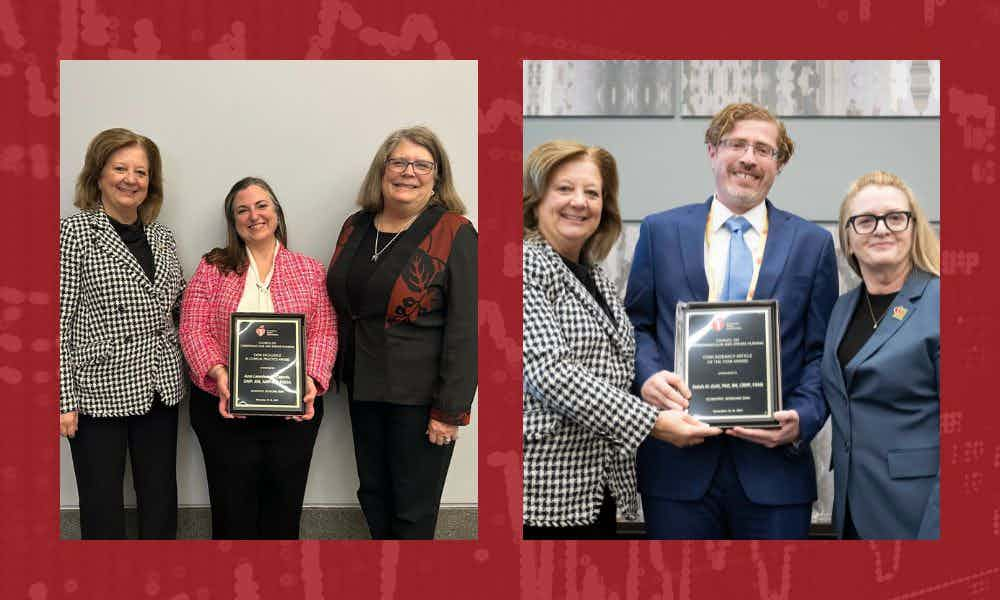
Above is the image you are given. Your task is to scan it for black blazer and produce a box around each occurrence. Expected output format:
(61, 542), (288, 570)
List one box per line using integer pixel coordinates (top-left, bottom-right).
(326, 206), (477, 425)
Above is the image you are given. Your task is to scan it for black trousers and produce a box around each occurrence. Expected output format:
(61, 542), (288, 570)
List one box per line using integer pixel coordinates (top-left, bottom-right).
(349, 400), (455, 539)
(189, 384), (322, 540)
(68, 400), (178, 539)
(522, 487), (617, 540)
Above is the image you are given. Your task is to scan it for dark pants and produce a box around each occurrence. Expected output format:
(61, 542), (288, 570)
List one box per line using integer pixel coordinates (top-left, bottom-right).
(842, 497), (861, 539)
(189, 383), (322, 540)
(68, 400), (178, 539)
(642, 444), (812, 539)
(349, 400), (455, 539)
(523, 487), (617, 540)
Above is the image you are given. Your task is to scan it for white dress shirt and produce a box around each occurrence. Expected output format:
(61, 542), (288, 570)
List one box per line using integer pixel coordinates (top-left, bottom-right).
(704, 197), (768, 301)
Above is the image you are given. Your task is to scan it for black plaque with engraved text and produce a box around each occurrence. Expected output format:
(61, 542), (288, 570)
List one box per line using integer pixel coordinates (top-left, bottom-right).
(675, 301), (782, 428)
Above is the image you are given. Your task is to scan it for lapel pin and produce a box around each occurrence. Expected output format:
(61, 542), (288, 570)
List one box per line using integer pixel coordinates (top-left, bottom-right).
(892, 306), (908, 321)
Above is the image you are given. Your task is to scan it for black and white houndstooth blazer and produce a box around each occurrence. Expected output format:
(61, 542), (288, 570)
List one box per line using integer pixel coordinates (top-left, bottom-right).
(59, 210), (186, 417)
(522, 236), (659, 527)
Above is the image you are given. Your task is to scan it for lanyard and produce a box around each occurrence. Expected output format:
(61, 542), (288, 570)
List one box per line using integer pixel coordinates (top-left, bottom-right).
(705, 206), (769, 301)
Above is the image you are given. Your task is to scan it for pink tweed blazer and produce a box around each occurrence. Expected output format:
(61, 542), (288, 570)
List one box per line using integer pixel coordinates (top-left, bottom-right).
(179, 245), (337, 395)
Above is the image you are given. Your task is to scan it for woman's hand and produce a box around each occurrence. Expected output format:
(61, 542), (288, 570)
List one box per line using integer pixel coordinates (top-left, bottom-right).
(650, 410), (721, 448)
(289, 377), (318, 422)
(60, 411), (79, 438)
(427, 417), (458, 446)
(640, 370), (691, 411)
(209, 364), (240, 419)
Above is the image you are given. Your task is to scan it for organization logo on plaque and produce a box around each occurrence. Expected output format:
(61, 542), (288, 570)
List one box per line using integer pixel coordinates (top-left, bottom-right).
(675, 300), (782, 428)
(229, 312), (306, 416)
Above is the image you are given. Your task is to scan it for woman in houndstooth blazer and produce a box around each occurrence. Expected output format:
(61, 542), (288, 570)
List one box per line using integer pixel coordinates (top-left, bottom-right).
(179, 177), (336, 540)
(59, 129), (186, 539)
(522, 141), (721, 539)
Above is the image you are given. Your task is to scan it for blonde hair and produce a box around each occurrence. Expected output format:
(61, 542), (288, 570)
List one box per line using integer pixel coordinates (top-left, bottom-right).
(356, 126), (465, 214)
(705, 102), (795, 168)
(523, 140), (621, 263)
(74, 128), (164, 224)
(838, 170), (940, 277)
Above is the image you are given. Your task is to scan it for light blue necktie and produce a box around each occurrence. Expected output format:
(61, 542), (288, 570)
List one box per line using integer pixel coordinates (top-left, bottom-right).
(722, 216), (753, 301)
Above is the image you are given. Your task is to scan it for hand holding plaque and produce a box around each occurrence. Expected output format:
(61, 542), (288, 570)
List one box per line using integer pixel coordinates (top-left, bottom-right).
(675, 300), (782, 428)
(640, 370), (691, 411)
(229, 312), (307, 417)
(651, 410), (723, 447)
(726, 409), (800, 447)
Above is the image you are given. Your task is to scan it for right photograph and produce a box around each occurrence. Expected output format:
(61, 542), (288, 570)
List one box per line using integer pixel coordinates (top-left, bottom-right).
(521, 60), (940, 540)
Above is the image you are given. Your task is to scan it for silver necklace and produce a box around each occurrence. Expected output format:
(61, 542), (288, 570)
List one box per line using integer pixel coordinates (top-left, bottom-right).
(371, 212), (419, 262)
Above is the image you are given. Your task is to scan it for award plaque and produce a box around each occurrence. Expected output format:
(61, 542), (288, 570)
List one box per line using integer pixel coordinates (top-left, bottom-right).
(675, 300), (782, 428)
(229, 312), (306, 416)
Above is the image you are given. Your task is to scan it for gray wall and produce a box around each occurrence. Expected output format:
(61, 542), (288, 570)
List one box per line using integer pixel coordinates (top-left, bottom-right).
(524, 117), (939, 222)
(59, 61), (478, 509)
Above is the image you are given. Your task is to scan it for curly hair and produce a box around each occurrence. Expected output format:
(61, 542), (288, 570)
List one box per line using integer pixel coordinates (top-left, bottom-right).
(704, 103), (795, 168)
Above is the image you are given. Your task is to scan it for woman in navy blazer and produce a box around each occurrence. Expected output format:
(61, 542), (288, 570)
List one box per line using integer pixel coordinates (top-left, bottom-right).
(822, 171), (940, 539)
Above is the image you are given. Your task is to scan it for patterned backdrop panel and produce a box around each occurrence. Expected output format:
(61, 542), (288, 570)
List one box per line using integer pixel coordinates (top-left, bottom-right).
(680, 60), (940, 117)
(523, 60), (675, 116)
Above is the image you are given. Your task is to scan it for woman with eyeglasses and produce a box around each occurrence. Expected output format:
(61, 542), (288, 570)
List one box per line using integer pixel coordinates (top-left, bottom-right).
(326, 126), (477, 539)
(821, 171), (940, 539)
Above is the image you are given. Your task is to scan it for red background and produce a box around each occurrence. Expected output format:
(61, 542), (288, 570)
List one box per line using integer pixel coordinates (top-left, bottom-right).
(2, 1), (993, 598)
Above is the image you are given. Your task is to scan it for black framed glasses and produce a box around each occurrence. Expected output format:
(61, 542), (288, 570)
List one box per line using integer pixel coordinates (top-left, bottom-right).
(385, 158), (435, 175)
(846, 211), (913, 234)
(718, 138), (781, 161)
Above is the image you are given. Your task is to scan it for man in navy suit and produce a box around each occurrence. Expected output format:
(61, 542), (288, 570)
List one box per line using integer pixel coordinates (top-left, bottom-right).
(625, 103), (838, 539)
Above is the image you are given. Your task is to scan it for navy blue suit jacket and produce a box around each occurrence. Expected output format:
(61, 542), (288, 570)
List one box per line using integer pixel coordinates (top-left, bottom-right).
(625, 198), (838, 506)
(822, 269), (940, 539)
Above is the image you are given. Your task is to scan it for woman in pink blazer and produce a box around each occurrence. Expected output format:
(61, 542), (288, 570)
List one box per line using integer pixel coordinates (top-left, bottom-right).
(179, 176), (336, 539)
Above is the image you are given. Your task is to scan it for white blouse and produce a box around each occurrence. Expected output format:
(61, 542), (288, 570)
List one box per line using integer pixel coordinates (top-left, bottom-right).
(236, 241), (278, 312)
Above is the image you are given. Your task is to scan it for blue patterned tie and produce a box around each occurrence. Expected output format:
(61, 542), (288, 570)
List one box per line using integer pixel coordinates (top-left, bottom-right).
(722, 216), (753, 301)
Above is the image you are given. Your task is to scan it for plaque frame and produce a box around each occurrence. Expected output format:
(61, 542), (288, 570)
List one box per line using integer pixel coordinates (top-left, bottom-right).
(229, 312), (306, 416)
(675, 300), (782, 428)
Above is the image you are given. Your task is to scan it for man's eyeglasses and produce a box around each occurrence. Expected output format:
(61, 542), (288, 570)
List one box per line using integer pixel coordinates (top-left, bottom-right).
(385, 158), (435, 175)
(845, 211), (913, 234)
(717, 138), (781, 161)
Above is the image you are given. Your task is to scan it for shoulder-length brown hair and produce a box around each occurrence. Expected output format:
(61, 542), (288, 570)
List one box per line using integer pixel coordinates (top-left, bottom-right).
(838, 170), (940, 277)
(204, 177), (289, 275)
(74, 128), (164, 224)
(356, 126), (465, 214)
(523, 140), (621, 263)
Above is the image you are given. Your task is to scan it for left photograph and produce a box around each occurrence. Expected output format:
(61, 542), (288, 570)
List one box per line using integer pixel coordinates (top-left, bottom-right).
(58, 60), (479, 540)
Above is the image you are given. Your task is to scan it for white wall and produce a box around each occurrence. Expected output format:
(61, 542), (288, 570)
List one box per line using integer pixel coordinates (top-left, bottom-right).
(59, 60), (478, 508)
